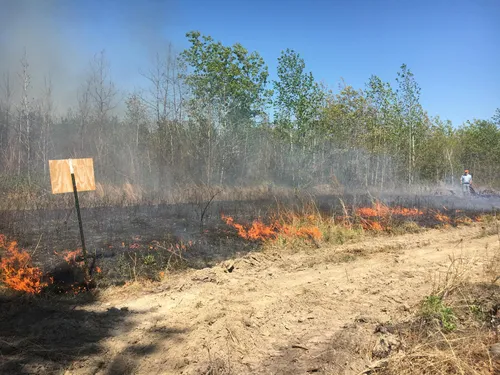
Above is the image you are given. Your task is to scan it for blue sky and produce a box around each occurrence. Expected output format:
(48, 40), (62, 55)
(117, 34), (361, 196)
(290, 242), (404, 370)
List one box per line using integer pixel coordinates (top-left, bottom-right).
(3, 0), (499, 125)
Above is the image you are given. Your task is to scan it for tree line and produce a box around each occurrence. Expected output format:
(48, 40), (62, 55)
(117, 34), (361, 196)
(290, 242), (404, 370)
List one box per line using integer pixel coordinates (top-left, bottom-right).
(0, 31), (499, 195)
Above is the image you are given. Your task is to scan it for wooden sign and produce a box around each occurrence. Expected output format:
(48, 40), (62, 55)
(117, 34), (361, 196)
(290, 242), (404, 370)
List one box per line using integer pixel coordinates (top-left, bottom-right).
(49, 158), (96, 194)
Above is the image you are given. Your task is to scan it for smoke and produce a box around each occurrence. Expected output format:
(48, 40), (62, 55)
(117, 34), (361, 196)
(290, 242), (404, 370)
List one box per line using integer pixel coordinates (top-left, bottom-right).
(0, 0), (176, 112)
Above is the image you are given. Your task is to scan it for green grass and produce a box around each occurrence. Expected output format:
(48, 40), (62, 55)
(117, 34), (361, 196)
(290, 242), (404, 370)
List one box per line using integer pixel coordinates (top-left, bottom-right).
(420, 295), (457, 332)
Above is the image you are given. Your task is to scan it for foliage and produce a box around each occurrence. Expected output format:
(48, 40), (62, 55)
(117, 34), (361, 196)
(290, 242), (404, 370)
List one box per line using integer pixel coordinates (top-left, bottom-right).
(0, 32), (499, 191)
(180, 31), (271, 128)
(273, 49), (325, 142)
(421, 295), (456, 332)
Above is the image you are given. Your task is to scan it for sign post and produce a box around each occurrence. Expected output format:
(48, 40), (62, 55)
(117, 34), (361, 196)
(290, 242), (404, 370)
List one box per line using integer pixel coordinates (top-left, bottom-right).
(49, 158), (96, 277)
(69, 159), (87, 259)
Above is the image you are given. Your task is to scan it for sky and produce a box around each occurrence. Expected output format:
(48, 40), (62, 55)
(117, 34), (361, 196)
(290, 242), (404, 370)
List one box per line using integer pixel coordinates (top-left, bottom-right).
(1, 0), (499, 126)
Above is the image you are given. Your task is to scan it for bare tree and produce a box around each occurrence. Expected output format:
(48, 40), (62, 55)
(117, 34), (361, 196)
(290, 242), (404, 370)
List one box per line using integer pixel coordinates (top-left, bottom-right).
(38, 76), (54, 178)
(17, 50), (31, 181)
(0, 72), (14, 173)
(84, 50), (119, 175)
(140, 45), (188, 187)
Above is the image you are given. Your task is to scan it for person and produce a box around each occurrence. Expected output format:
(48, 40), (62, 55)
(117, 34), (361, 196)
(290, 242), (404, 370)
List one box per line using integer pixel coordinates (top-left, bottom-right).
(461, 169), (472, 195)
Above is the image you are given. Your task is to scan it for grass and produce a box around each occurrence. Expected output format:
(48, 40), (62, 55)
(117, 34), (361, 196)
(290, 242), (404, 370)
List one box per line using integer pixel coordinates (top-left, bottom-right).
(420, 295), (457, 332)
(372, 238), (500, 375)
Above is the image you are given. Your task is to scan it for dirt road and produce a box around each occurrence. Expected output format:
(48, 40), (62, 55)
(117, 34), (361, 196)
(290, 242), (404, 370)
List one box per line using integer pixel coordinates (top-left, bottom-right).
(67, 224), (495, 375)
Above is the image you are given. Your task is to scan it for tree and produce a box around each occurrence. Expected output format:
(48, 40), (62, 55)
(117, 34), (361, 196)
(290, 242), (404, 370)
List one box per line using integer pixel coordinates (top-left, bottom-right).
(179, 31), (271, 185)
(273, 49), (324, 145)
(457, 119), (500, 184)
(17, 51), (32, 181)
(0, 73), (13, 173)
(83, 50), (119, 178)
(418, 116), (457, 183)
(364, 75), (401, 187)
(180, 31), (271, 129)
(396, 64), (426, 185)
(493, 108), (500, 126)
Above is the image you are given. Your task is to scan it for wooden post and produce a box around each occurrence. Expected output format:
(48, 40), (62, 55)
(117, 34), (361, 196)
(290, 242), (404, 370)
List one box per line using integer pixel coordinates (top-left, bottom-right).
(69, 159), (89, 277)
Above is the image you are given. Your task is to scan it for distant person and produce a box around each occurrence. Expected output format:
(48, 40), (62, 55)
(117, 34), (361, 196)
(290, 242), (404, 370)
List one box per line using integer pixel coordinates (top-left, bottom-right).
(461, 169), (472, 195)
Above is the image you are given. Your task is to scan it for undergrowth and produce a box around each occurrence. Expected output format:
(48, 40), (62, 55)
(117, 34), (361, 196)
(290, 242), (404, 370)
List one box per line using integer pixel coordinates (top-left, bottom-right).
(373, 227), (500, 375)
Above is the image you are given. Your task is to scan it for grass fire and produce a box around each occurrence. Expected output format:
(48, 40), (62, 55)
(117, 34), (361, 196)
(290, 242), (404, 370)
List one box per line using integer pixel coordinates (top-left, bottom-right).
(1, 1), (500, 373)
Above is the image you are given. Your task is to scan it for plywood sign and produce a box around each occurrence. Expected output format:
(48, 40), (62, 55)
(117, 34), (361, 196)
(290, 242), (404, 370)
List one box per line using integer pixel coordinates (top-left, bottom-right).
(49, 158), (96, 194)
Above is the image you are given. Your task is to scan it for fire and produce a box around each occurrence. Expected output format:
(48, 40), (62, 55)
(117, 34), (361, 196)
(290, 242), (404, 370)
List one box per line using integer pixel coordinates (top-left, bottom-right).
(352, 200), (426, 231)
(281, 224), (323, 240)
(355, 201), (423, 218)
(0, 235), (51, 294)
(221, 214), (322, 242)
(221, 214), (279, 241)
(222, 199), (484, 240)
(434, 212), (451, 223)
(54, 249), (84, 265)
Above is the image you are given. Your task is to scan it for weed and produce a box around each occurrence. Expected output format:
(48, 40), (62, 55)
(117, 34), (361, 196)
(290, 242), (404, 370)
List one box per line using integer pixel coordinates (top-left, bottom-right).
(143, 254), (156, 266)
(421, 295), (457, 332)
(468, 304), (485, 321)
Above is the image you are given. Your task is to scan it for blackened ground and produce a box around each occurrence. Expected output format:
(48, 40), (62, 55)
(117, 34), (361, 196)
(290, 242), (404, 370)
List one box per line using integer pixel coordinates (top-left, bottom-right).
(1, 192), (500, 286)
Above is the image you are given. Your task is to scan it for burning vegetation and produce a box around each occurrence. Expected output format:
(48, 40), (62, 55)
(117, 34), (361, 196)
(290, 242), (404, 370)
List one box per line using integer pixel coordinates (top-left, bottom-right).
(0, 199), (489, 295)
(0, 234), (51, 294)
(221, 200), (485, 246)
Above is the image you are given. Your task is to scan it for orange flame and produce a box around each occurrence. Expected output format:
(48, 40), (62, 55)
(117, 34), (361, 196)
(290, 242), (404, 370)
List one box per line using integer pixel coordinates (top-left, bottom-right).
(0, 235), (51, 294)
(222, 214), (279, 241)
(355, 201), (423, 218)
(221, 214), (322, 242)
(54, 249), (84, 265)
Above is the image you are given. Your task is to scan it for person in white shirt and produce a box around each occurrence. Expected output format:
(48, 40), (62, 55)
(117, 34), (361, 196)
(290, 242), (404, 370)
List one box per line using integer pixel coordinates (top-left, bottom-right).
(461, 169), (472, 195)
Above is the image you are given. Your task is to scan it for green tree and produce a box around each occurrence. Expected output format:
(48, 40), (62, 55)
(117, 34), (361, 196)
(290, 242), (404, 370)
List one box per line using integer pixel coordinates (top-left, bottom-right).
(457, 119), (500, 185)
(493, 108), (500, 126)
(396, 64), (427, 185)
(273, 49), (325, 145)
(180, 31), (271, 129)
(364, 76), (400, 187)
(418, 116), (457, 184)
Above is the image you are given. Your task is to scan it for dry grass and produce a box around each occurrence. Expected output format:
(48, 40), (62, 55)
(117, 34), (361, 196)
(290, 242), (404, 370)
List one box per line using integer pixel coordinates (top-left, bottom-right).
(0, 182), (298, 211)
(372, 242), (500, 375)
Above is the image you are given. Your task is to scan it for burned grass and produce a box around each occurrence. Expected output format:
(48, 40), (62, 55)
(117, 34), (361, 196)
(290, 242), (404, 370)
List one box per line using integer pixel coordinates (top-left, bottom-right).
(0, 195), (494, 297)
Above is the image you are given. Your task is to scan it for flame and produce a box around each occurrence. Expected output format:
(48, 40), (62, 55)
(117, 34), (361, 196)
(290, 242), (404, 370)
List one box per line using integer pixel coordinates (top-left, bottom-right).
(434, 212), (451, 223)
(281, 224), (323, 240)
(0, 235), (51, 294)
(221, 214), (322, 242)
(355, 201), (423, 218)
(222, 214), (279, 240)
(223, 200), (484, 239)
(54, 249), (84, 265)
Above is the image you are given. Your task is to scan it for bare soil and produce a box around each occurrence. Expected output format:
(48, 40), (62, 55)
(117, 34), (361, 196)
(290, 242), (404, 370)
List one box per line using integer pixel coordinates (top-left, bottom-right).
(3, 222), (496, 374)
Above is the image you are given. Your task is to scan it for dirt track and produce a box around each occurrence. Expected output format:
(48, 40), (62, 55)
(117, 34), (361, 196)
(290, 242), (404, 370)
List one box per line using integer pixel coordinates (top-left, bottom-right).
(43, 223), (492, 375)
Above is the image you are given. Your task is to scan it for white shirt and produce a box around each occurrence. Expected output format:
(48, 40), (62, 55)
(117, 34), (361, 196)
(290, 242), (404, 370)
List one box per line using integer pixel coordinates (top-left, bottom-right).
(461, 174), (472, 184)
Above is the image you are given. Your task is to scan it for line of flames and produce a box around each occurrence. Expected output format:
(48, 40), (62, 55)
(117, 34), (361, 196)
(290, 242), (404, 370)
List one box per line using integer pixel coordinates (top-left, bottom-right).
(0, 201), (484, 294)
(221, 214), (322, 242)
(222, 201), (484, 241)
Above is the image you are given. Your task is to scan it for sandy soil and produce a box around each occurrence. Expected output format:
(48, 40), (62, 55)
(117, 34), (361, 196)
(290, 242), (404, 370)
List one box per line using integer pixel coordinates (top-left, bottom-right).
(44, 223), (493, 375)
